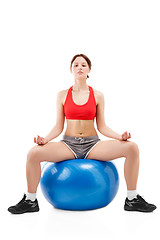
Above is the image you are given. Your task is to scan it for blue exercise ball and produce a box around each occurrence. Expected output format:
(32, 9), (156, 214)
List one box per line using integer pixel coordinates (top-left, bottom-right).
(40, 159), (119, 211)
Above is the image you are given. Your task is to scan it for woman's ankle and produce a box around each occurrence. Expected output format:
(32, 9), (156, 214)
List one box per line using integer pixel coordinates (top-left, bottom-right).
(26, 192), (37, 201)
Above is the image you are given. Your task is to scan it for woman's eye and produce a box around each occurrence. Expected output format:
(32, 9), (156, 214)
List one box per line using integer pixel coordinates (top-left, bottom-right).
(74, 65), (86, 67)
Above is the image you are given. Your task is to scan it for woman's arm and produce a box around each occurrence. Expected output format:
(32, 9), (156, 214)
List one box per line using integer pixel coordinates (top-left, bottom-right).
(99, 125), (122, 140)
(34, 91), (65, 145)
(44, 91), (65, 142)
(44, 125), (63, 142)
(96, 90), (131, 141)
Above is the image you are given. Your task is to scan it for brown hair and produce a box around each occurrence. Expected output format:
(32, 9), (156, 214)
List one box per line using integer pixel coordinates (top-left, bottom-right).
(70, 54), (92, 78)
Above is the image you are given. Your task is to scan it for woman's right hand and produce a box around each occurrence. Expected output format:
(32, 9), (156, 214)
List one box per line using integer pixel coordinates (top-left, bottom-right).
(34, 135), (49, 145)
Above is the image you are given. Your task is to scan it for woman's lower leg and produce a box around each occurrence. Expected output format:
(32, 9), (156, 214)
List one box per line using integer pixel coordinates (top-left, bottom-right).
(26, 159), (41, 193)
(124, 153), (140, 190)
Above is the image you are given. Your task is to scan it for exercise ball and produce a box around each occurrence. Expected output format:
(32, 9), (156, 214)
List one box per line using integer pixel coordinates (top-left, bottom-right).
(40, 159), (119, 211)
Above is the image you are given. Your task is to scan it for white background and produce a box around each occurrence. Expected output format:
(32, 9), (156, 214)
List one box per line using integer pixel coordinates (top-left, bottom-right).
(0, 0), (160, 239)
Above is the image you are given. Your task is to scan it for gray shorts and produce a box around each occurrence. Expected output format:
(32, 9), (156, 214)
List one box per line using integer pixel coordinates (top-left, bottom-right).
(60, 135), (101, 159)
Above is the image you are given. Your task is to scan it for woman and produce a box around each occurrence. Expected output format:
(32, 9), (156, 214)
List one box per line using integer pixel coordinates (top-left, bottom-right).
(8, 54), (156, 214)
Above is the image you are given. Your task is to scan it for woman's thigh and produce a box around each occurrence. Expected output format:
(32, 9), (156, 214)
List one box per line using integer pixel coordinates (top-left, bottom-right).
(86, 139), (138, 161)
(27, 141), (76, 163)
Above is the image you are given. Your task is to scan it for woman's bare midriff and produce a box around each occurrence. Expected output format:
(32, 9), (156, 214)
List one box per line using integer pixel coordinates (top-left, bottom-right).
(64, 119), (98, 137)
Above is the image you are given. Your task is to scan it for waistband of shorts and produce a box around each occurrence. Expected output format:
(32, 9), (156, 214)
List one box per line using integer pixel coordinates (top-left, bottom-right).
(61, 135), (100, 141)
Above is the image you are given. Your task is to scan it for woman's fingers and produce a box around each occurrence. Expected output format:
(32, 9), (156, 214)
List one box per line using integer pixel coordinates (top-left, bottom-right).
(38, 137), (42, 144)
(33, 136), (47, 145)
(37, 135), (42, 144)
(36, 135), (45, 145)
(122, 131), (131, 140)
(34, 135), (42, 144)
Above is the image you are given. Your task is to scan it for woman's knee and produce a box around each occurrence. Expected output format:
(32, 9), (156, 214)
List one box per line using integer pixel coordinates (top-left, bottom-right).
(27, 146), (42, 163)
(126, 141), (140, 157)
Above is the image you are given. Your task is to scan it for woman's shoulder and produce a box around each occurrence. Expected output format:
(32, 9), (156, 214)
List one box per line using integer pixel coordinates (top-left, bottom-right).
(58, 88), (69, 95)
(92, 88), (103, 96)
(92, 87), (104, 103)
(58, 88), (70, 105)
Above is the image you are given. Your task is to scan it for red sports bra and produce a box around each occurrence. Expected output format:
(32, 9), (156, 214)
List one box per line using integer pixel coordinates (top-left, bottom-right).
(64, 86), (97, 120)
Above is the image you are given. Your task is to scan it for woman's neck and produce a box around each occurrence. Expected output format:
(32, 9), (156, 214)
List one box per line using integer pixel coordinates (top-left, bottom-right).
(73, 79), (88, 91)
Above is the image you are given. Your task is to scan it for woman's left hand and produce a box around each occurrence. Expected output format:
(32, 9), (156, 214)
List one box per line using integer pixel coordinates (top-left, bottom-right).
(121, 131), (131, 141)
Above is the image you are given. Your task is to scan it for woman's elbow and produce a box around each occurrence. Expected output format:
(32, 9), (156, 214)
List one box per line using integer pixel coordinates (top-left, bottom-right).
(97, 124), (106, 134)
(56, 123), (64, 134)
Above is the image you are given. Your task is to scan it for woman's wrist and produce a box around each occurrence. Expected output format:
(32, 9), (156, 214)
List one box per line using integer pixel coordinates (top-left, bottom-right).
(44, 138), (49, 143)
(116, 135), (123, 141)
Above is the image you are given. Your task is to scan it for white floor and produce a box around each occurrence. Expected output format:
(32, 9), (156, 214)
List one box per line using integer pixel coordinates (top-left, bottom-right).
(1, 182), (159, 240)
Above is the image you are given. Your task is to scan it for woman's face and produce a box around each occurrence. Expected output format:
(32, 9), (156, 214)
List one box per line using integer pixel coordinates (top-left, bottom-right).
(70, 56), (90, 79)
